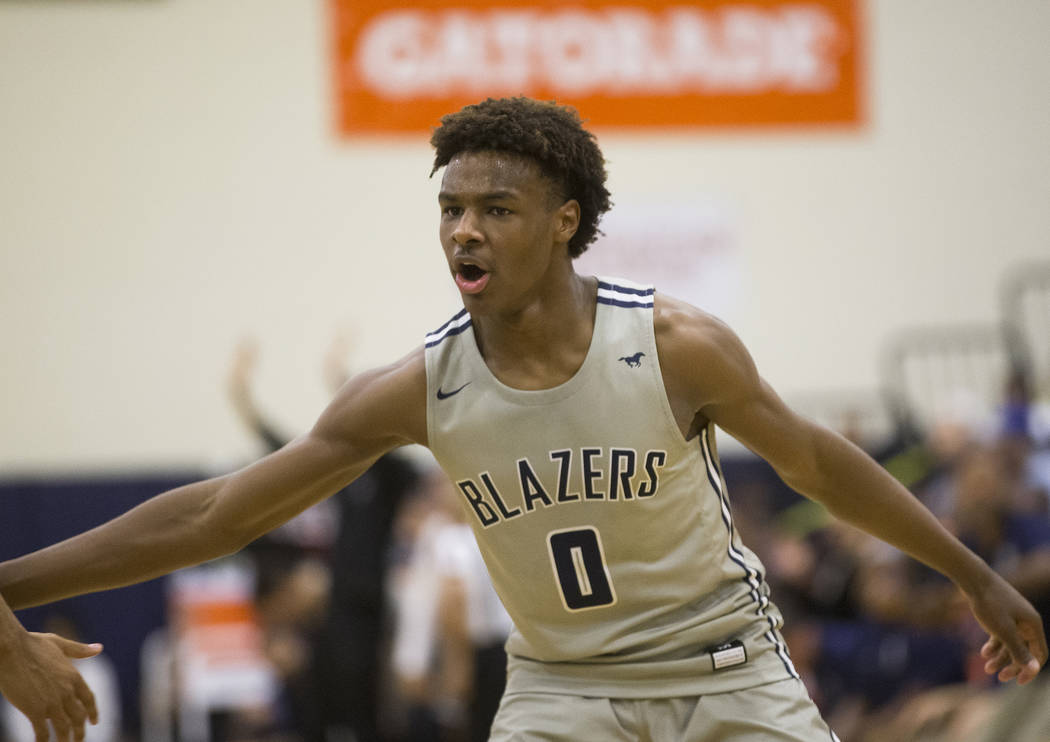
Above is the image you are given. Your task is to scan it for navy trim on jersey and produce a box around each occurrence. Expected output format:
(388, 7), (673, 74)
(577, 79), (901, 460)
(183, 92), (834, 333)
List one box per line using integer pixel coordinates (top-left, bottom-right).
(425, 320), (472, 347)
(596, 297), (655, 308)
(425, 309), (472, 348)
(596, 280), (654, 297)
(596, 281), (655, 309)
(427, 308), (469, 338)
(700, 427), (800, 680)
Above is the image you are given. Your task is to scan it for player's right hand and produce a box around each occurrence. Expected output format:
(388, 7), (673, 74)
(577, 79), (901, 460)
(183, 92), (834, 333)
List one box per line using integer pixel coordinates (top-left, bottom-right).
(0, 631), (101, 741)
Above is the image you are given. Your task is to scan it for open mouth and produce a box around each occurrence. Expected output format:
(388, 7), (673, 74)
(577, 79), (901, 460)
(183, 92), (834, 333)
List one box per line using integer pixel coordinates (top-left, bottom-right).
(454, 261), (491, 295)
(459, 263), (487, 282)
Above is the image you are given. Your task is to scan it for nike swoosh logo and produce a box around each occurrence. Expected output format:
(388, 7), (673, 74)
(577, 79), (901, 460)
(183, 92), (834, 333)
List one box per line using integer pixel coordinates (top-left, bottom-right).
(436, 381), (471, 400)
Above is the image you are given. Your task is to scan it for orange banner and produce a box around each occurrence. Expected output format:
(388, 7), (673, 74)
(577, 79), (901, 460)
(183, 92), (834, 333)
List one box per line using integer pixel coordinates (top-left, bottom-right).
(328, 0), (864, 134)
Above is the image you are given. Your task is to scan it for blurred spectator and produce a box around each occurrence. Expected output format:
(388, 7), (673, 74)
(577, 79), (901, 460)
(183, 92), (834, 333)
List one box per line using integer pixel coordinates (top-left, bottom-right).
(388, 468), (511, 742)
(999, 368), (1050, 512)
(227, 336), (419, 742)
(773, 518), (968, 734)
(948, 447), (1050, 631)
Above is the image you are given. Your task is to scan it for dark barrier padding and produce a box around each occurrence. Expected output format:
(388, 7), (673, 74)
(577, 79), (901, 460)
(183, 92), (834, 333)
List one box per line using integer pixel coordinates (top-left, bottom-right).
(0, 471), (203, 737)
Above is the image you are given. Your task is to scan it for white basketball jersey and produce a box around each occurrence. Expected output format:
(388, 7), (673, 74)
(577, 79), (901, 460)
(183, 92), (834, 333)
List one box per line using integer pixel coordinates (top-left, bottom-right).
(424, 278), (797, 697)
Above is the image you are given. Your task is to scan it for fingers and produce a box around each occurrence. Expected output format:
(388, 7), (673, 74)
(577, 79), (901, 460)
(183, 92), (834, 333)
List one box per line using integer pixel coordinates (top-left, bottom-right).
(73, 674), (99, 725)
(1024, 616), (1050, 666)
(1000, 626), (1035, 667)
(32, 719), (50, 742)
(50, 704), (72, 742)
(39, 697), (89, 742)
(996, 657), (1040, 684)
(998, 663), (1021, 683)
(1016, 657), (1042, 685)
(63, 695), (89, 741)
(981, 638), (1012, 676)
(982, 626), (1044, 685)
(46, 633), (103, 659)
(980, 636), (1002, 658)
(24, 697), (91, 742)
(1009, 618), (1047, 684)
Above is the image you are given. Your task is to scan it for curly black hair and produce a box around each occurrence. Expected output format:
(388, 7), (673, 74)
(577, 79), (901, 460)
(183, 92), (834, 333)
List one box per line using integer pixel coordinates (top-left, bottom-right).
(430, 97), (612, 258)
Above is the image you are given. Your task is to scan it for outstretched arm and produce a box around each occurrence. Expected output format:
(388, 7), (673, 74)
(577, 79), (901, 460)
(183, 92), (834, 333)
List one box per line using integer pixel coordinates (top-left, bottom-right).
(0, 348), (427, 610)
(655, 295), (1047, 685)
(0, 596), (100, 742)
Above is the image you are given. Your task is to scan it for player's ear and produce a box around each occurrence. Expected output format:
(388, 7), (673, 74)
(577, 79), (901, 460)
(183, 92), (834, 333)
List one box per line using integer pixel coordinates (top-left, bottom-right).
(554, 199), (580, 247)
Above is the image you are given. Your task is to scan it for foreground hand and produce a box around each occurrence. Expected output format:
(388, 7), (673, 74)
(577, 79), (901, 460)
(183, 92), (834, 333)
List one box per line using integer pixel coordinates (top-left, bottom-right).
(968, 573), (1048, 685)
(0, 631), (101, 741)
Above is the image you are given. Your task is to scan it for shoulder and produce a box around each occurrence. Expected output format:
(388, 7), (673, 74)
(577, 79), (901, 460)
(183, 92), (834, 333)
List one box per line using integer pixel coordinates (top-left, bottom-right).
(654, 293), (758, 384)
(653, 292), (761, 414)
(313, 345), (429, 453)
(653, 292), (729, 347)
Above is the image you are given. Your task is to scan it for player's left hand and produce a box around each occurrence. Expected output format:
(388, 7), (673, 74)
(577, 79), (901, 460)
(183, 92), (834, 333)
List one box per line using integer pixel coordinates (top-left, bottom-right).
(967, 572), (1047, 685)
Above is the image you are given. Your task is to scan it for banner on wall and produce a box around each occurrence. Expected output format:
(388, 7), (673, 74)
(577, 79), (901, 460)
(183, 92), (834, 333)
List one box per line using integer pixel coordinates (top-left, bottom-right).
(575, 196), (741, 322)
(328, 0), (864, 134)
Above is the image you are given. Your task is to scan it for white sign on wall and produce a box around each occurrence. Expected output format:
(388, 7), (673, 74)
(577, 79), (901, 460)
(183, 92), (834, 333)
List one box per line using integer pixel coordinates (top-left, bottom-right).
(575, 196), (741, 321)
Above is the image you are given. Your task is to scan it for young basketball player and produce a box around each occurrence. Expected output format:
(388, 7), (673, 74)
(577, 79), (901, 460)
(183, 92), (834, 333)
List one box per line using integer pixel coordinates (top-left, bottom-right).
(0, 97), (1044, 741)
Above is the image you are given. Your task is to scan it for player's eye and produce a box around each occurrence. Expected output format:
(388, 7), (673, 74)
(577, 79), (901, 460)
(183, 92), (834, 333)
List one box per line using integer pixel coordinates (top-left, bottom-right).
(489, 206), (511, 216)
(442, 206), (463, 217)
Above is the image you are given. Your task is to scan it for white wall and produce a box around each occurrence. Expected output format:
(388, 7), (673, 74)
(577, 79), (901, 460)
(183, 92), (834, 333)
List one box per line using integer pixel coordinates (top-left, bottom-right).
(1, 1), (1048, 471)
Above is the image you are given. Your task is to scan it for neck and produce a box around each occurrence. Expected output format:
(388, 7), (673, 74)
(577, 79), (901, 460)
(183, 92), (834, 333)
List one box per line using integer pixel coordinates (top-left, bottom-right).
(471, 271), (598, 390)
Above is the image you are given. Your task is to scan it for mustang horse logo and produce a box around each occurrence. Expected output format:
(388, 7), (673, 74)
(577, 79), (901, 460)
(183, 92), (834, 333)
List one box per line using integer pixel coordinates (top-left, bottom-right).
(619, 352), (645, 368)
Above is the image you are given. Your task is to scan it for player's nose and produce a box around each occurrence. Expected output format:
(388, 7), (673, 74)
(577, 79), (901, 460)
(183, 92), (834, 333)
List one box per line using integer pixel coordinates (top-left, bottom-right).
(451, 209), (483, 246)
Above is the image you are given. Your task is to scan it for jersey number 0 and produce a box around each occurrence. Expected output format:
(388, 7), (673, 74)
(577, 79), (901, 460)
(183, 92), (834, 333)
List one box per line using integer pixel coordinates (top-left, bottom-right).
(547, 527), (617, 611)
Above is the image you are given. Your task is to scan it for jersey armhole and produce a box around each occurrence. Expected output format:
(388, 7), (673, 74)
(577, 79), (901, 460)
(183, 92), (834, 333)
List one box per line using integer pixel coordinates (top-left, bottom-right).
(645, 292), (698, 452)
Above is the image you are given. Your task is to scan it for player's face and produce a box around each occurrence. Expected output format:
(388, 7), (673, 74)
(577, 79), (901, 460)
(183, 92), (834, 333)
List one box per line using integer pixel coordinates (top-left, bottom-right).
(438, 150), (579, 313)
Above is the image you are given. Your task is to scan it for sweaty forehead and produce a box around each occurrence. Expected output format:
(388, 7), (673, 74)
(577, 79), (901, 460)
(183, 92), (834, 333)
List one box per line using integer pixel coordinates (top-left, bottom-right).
(439, 150), (550, 197)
